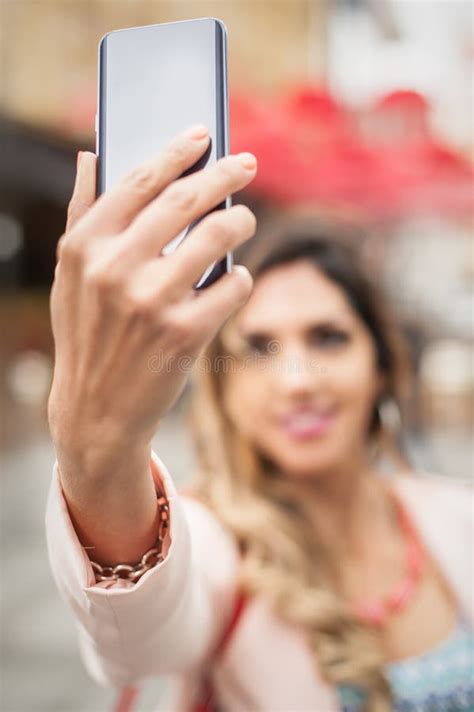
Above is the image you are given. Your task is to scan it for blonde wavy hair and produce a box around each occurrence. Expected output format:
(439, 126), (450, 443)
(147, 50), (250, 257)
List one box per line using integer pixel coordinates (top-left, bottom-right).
(188, 222), (412, 711)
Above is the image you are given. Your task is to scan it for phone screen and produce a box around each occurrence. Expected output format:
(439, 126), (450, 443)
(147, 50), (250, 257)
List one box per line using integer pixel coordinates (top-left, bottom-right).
(97, 18), (231, 287)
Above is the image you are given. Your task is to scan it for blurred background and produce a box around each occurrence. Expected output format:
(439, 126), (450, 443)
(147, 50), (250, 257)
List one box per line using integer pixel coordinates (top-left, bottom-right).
(1, 1), (473, 710)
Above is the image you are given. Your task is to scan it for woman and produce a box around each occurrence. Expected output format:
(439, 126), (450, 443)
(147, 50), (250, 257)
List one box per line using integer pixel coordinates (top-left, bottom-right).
(46, 126), (473, 712)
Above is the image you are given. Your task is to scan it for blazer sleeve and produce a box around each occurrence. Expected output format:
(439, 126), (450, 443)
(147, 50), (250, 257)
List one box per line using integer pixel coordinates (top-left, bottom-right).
(44, 450), (239, 688)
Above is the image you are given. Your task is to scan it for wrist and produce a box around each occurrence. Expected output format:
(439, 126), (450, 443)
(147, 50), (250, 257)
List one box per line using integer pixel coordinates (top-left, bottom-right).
(48, 395), (152, 472)
(56, 444), (165, 568)
(54, 433), (152, 485)
(89, 490), (170, 583)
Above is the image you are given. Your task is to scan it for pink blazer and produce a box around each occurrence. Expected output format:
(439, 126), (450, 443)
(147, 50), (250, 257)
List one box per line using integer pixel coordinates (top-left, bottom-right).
(45, 451), (473, 712)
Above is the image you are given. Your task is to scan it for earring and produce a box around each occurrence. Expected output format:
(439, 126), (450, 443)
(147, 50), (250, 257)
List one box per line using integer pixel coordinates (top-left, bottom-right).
(375, 396), (411, 472)
(377, 396), (402, 433)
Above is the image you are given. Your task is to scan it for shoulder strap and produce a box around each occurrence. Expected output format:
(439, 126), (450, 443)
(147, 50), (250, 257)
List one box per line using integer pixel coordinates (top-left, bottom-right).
(113, 684), (139, 712)
(194, 590), (249, 712)
(215, 590), (248, 657)
(178, 488), (249, 656)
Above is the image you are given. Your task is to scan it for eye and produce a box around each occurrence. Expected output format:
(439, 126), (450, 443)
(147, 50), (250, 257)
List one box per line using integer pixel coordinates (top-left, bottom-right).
(244, 334), (273, 355)
(308, 326), (350, 349)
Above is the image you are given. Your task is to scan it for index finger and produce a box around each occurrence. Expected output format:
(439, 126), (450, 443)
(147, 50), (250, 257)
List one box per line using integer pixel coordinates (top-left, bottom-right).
(65, 151), (97, 232)
(76, 125), (211, 238)
(56, 151), (97, 264)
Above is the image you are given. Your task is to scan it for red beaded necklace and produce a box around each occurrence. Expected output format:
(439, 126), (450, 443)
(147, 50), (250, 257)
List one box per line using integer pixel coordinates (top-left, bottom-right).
(351, 488), (425, 628)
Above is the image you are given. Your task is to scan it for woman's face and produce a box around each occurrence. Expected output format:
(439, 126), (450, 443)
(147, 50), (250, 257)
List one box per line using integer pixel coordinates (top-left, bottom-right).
(222, 260), (384, 479)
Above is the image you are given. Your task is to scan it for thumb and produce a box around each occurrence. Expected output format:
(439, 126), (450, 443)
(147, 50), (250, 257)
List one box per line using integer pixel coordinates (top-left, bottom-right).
(65, 151), (97, 233)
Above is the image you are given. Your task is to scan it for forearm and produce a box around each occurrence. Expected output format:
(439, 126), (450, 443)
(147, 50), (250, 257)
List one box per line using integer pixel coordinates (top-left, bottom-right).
(56, 444), (161, 567)
(46, 451), (240, 684)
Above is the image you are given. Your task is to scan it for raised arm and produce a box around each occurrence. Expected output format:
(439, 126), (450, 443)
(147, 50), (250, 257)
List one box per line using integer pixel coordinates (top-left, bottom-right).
(46, 127), (257, 685)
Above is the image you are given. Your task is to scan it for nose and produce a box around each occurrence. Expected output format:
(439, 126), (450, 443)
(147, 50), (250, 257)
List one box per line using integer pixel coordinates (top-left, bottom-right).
(273, 344), (321, 398)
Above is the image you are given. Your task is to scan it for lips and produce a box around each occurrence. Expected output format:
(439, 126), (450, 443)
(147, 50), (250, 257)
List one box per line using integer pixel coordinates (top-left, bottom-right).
(279, 407), (337, 441)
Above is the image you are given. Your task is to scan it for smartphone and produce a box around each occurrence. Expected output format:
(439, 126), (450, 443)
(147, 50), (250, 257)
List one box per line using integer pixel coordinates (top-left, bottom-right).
(96, 17), (232, 288)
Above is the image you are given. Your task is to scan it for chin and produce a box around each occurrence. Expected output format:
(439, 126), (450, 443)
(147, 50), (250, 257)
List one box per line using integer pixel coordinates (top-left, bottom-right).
(280, 455), (340, 480)
(262, 440), (344, 480)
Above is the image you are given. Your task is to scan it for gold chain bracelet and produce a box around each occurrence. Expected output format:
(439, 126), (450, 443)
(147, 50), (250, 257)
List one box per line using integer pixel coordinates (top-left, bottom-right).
(87, 492), (170, 584)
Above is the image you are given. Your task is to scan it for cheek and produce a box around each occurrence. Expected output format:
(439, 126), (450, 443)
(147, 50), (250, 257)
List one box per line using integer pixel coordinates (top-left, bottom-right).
(332, 355), (374, 395)
(323, 342), (381, 425)
(223, 370), (269, 434)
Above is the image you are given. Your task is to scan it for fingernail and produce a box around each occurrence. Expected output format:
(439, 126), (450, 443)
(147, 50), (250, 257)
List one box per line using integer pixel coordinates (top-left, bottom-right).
(77, 151), (83, 170)
(234, 264), (251, 279)
(185, 124), (209, 140)
(238, 153), (257, 170)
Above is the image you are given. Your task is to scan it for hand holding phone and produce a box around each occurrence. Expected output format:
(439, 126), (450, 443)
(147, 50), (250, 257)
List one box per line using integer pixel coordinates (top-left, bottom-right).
(50, 128), (257, 481)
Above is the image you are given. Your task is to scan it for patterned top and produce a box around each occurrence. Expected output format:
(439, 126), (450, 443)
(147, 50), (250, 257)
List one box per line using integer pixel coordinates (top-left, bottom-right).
(339, 616), (474, 711)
